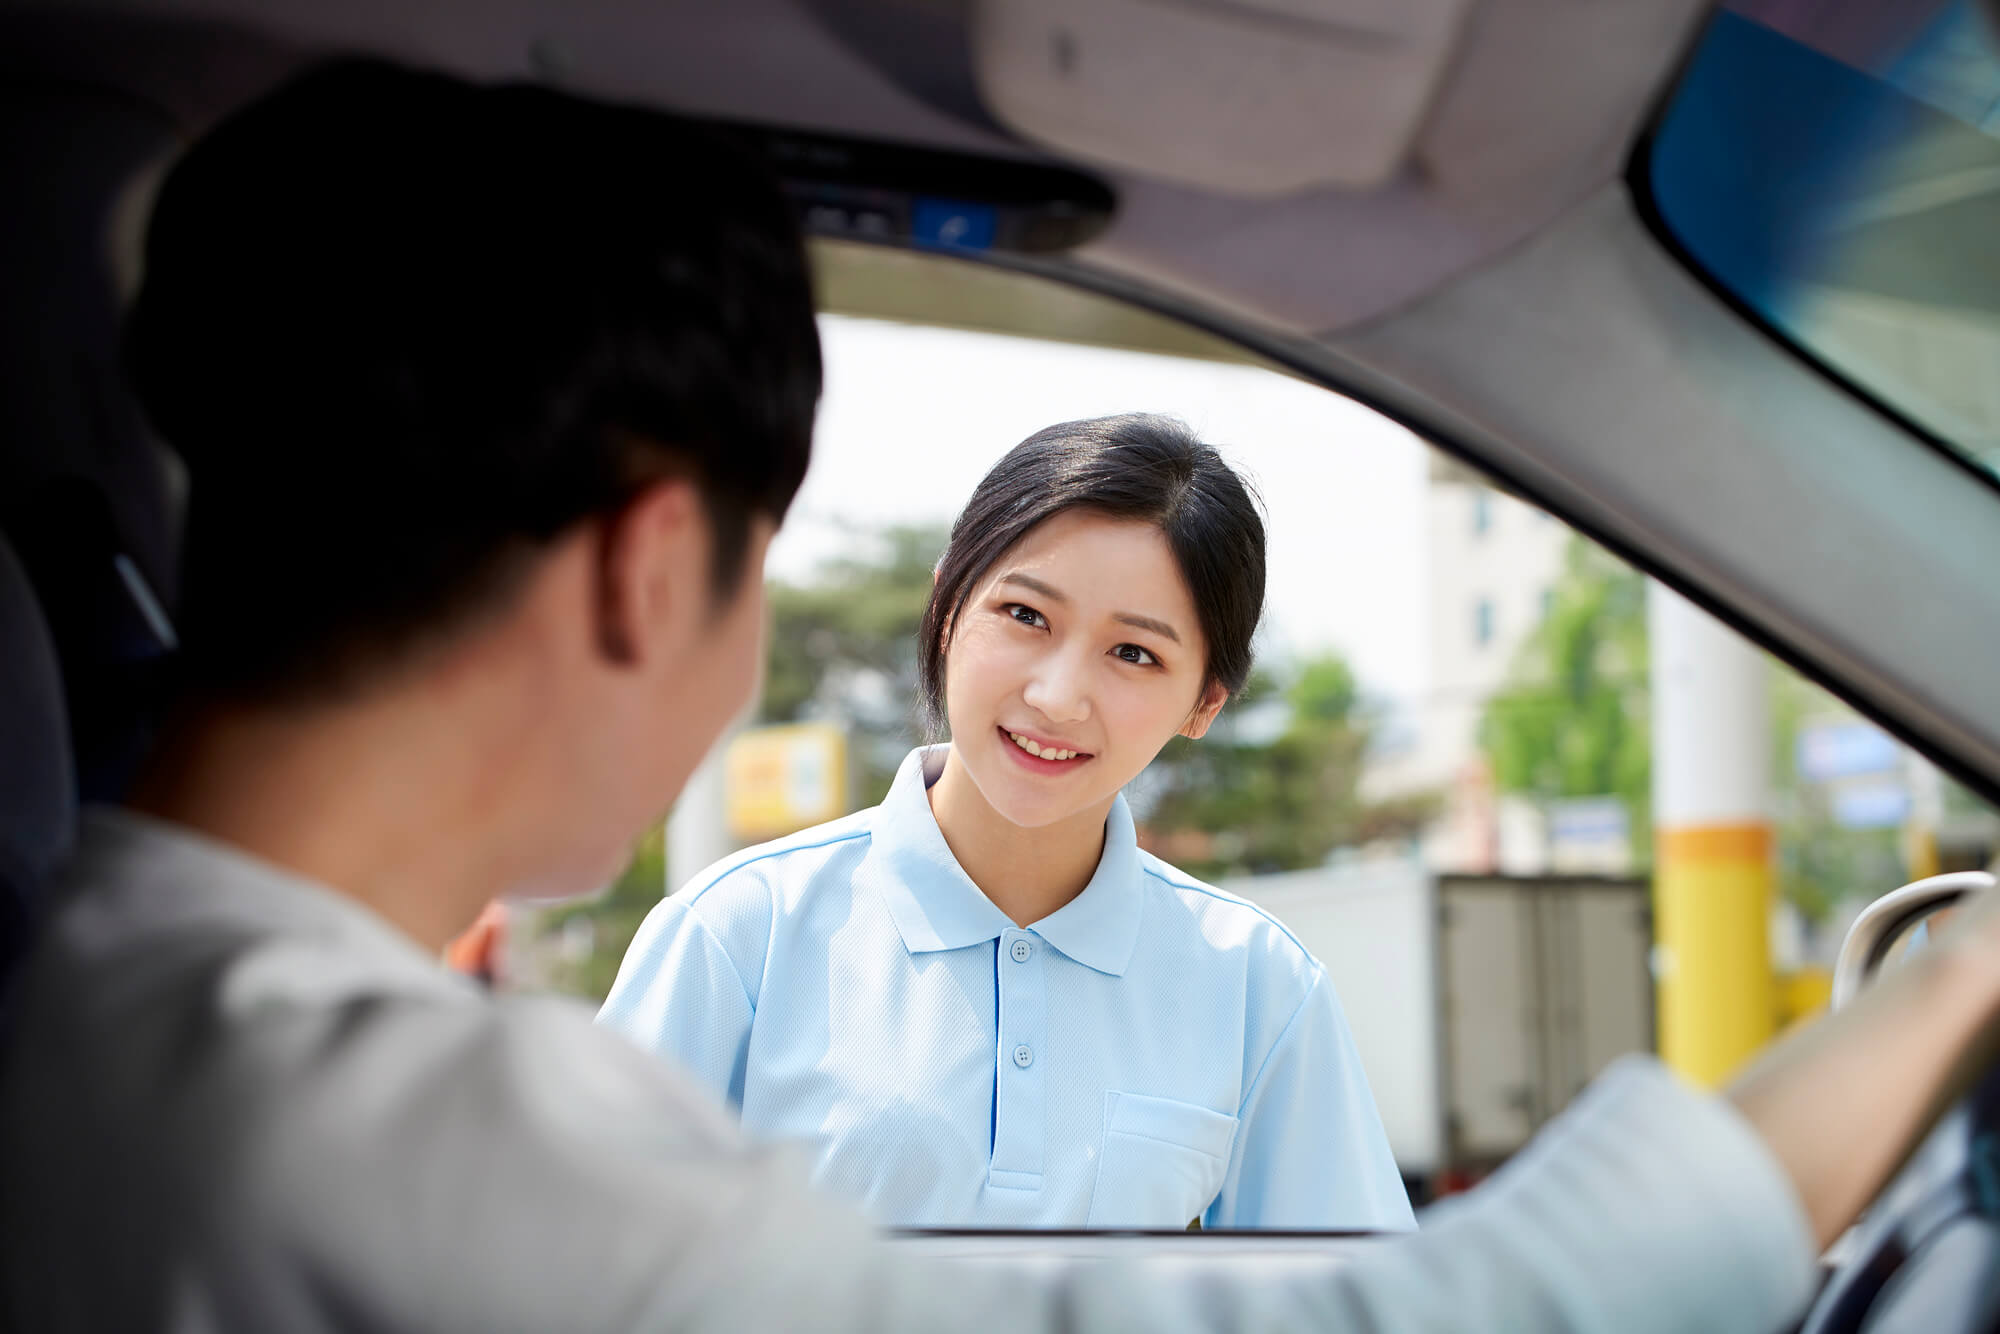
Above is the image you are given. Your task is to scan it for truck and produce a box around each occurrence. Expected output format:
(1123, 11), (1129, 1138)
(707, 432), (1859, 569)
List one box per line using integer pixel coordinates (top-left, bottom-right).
(1223, 856), (1654, 1199)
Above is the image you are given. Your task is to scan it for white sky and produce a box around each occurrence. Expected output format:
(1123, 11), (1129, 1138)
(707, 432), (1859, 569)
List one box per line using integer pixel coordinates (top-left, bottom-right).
(769, 315), (1432, 700)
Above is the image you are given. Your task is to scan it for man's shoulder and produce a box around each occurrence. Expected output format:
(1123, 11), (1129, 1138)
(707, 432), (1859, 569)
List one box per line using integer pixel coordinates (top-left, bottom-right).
(0, 930), (767, 1328)
(4, 888), (746, 1193)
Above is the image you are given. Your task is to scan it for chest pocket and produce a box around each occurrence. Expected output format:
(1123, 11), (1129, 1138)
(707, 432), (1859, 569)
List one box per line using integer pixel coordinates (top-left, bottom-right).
(1085, 1091), (1239, 1228)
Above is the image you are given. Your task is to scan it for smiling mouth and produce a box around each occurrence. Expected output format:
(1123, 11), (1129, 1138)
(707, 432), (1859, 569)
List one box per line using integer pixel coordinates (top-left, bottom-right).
(999, 726), (1092, 764)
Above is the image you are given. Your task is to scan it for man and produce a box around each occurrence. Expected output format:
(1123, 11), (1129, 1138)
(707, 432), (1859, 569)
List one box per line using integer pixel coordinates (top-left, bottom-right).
(1, 57), (1994, 1334)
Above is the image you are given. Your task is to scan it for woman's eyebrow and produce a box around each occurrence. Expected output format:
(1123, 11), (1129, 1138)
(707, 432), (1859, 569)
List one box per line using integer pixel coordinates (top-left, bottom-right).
(1113, 612), (1181, 645)
(1000, 574), (1182, 645)
(1000, 572), (1067, 602)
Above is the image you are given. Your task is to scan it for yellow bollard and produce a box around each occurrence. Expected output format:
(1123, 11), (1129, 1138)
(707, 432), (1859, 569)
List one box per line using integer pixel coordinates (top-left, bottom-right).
(1653, 824), (1777, 1087)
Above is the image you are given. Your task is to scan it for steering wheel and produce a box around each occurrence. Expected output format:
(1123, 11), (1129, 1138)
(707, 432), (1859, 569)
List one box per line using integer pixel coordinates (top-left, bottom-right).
(1799, 871), (2000, 1334)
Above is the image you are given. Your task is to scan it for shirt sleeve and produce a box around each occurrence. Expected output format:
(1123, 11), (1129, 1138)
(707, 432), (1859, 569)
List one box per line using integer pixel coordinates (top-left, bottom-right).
(595, 892), (758, 1107)
(1198, 1056), (1818, 1334)
(255, 1004), (1819, 1334)
(1205, 968), (1416, 1230)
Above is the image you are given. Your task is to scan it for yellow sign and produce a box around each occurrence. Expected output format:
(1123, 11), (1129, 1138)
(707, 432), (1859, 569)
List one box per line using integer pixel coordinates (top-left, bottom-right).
(725, 723), (849, 841)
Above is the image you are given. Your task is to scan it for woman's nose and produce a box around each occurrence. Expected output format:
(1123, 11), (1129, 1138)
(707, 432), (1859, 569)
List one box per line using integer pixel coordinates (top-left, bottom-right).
(1022, 652), (1092, 724)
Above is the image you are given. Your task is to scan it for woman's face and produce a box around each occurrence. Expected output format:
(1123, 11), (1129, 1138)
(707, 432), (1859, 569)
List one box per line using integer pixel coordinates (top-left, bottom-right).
(942, 509), (1227, 830)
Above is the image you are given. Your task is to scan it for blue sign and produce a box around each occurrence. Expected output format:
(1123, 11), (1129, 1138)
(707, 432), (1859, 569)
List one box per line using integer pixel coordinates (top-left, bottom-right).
(1550, 797), (1629, 841)
(1797, 721), (1900, 782)
(1832, 780), (1910, 829)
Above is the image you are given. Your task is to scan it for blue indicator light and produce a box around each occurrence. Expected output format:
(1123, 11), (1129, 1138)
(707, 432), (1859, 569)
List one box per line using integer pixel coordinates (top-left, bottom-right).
(912, 199), (998, 250)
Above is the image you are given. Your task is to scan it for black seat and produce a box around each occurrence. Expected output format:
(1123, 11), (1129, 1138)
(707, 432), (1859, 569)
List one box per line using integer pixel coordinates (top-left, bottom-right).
(0, 527), (75, 996)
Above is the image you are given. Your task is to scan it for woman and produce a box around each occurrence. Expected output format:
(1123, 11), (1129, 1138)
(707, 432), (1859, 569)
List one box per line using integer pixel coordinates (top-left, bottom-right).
(598, 414), (1413, 1231)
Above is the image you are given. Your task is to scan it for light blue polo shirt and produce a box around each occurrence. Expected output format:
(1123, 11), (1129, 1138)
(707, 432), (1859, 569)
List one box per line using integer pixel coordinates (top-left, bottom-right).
(598, 745), (1414, 1231)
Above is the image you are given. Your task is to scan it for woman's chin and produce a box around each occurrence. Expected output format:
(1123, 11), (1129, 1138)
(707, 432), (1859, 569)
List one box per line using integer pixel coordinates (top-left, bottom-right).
(970, 767), (1111, 832)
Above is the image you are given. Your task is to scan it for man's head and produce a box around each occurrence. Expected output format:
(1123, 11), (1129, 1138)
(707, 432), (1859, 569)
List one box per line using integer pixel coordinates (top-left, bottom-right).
(125, 60), (819, 894)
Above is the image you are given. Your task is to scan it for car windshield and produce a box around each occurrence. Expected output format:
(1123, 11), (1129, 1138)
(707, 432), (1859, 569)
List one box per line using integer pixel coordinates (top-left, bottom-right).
(1645, 0), (2000, 476)
(488, 241), (2000, 1233)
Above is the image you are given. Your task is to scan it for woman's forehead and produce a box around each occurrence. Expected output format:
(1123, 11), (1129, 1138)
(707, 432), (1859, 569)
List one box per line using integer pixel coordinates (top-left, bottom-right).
(986, 513), (1199, 627)
(993, 511), (1170, 574)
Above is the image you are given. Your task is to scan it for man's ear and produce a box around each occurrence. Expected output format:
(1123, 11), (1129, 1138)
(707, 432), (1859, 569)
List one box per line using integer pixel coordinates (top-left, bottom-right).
(1179, 679), (1230, 740)
(595, 478), (704, 668)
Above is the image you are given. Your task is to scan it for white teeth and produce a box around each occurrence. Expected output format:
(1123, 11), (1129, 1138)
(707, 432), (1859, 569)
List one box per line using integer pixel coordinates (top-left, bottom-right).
(1008, 732), (1080, 761)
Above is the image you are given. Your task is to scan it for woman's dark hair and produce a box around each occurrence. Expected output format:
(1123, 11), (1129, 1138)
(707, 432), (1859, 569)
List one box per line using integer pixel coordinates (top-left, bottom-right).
(125, 59), (819, 702)
(918, 414), (1266, 732)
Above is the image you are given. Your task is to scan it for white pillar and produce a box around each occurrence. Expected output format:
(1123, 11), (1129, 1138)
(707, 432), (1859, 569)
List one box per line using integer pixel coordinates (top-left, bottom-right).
(1651, 585), (1771, 825)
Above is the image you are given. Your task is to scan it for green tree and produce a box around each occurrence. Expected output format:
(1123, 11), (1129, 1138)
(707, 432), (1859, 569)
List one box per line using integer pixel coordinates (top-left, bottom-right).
(1478, 536), (1653, 863)
(1141, 653), (1437, 879)
(760, 523), (946, 806)
(1477, 536), (1935, 922)
(528, 824), (666, 1002)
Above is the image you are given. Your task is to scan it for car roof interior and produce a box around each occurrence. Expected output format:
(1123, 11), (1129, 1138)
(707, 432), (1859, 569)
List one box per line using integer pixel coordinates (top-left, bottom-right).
(4, 0), (1998, 871)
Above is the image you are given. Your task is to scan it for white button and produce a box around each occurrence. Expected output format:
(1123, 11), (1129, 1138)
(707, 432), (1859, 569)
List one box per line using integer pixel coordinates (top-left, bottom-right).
(1010, 939), (1033, 963)
(1012, 1044), (1033, 1068)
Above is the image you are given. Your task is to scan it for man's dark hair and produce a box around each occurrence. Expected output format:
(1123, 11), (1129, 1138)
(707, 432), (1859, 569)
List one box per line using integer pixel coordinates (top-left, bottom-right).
(125, 59), (820, 701)
(918, 414), (1266, 732)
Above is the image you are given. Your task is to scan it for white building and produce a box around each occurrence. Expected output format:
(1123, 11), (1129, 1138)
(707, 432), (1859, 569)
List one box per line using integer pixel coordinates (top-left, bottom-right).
(1367, 456), (1569, 872)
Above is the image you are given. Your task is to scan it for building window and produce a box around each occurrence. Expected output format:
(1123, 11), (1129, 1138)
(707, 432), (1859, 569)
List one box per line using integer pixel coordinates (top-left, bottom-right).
(1474, 597), (1496, 647)
(1471, 490), (1493, 537)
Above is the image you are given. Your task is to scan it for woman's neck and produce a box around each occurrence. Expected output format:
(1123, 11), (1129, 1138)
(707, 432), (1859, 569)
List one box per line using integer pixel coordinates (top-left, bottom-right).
(925, 746), (1113, 928)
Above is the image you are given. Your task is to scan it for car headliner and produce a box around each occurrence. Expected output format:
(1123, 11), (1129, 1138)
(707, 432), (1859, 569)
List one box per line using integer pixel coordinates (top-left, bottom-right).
(5, 0), (1999, 801)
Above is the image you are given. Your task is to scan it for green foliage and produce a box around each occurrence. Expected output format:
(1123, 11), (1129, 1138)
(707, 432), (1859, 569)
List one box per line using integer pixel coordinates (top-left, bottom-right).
(1479, 537), (1653, 864)
(761, 524), (946, 806)
(1291, 655), (1358, 726)
(1477, 536), (1945, 922)
(531, 824), (667, 1003)
(1142, 655), (1439, 879)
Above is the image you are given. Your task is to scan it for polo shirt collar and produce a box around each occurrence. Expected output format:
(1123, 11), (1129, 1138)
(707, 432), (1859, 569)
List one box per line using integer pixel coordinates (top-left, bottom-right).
(864, 745), (1143, 977)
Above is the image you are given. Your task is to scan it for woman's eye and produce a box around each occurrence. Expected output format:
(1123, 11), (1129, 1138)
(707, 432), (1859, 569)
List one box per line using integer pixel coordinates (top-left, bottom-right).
(1005, 604), (1047, 630)
(1112, 644), (1158, 667)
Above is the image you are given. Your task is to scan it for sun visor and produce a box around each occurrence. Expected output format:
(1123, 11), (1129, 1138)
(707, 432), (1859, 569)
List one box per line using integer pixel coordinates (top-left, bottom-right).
(970, 0), (1474, 197)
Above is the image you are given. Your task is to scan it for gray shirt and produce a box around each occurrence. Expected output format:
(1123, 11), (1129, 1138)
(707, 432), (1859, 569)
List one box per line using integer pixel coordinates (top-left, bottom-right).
(0, 809), (1818, 1332)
